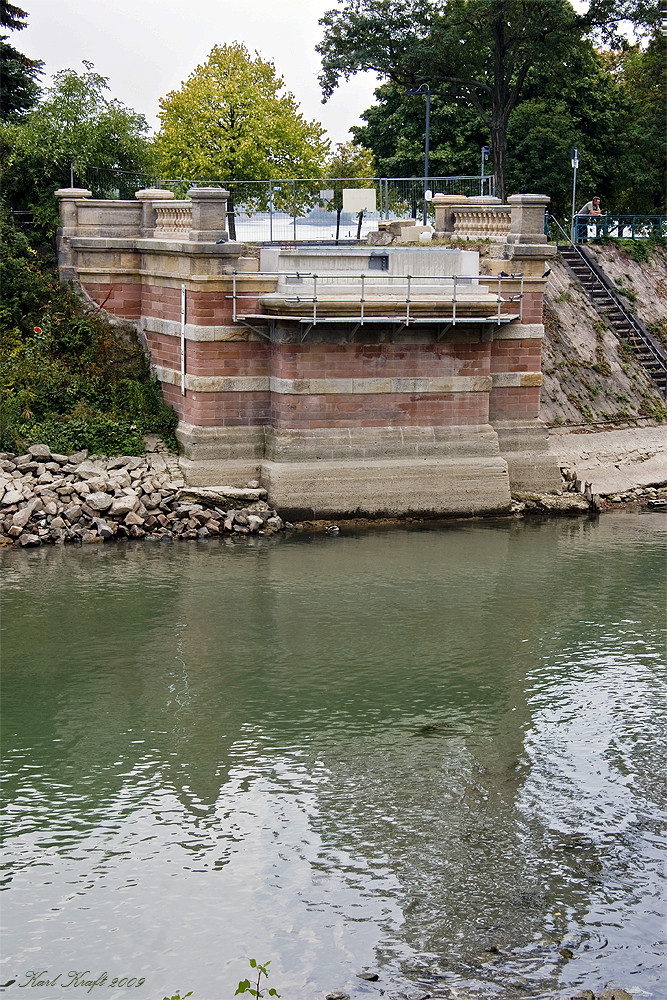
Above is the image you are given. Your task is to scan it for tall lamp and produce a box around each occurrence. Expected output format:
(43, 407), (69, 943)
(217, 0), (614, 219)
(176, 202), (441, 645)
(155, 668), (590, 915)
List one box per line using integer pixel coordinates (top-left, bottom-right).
(480, 145), (490, 196)
(406, 85), (431, 225)
(570, 147), (579, 243)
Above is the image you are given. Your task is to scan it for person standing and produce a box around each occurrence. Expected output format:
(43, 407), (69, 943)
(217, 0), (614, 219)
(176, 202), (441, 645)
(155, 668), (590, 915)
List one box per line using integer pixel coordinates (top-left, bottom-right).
(577, 195), (603, 242)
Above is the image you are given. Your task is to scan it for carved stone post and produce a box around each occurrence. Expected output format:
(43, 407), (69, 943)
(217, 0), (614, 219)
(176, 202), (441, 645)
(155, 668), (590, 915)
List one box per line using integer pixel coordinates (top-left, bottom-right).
(187, 186), (230, 242)
(135, 188), (174, 237)
(507, 193), (550, 245)
(433, 194), (466, 235)
(55, 187), (92, 277)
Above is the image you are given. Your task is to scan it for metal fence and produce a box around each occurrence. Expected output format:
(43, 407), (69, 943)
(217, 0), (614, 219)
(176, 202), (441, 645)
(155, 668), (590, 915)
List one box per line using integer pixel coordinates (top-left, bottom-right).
(75, 165), (495, 243)
(571, 214), (667, 244)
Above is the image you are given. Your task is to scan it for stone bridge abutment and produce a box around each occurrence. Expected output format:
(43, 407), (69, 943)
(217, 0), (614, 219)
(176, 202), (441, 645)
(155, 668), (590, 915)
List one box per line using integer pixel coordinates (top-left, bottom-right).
(56, 185), (559, 519)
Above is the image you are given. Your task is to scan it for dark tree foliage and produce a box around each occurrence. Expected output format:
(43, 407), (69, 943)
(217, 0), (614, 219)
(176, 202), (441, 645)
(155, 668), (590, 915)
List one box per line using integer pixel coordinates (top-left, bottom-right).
(318, 0), (661, 202)
(0, 1), (42, 118)
(352, 80), (486, 178)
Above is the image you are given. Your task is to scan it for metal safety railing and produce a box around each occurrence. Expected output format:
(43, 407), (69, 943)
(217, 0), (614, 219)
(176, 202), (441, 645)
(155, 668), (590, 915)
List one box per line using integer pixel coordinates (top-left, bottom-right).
(230, 271), (522, 339)
(74, 165), (495, 242)
(571, 214), (666, 244)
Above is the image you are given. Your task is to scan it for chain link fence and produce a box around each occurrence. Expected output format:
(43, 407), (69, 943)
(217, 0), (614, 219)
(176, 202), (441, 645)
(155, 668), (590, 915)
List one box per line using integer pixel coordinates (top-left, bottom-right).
(75, 166), (495, 242)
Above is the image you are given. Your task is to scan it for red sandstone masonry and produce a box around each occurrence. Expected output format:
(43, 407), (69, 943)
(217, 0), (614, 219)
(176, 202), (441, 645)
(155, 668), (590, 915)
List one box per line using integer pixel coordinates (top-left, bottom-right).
(270, 392), (488, 429)
(488, 386), (541, 420)
(490, 340), (542, 374)
(162, 385), (270, 426)
(82, 282), (141, 320)
(271, 342), (490, 379)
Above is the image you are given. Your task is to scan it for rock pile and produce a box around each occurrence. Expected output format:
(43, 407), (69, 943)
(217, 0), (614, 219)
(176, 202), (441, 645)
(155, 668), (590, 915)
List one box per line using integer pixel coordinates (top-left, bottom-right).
(0, 442), (286, 548)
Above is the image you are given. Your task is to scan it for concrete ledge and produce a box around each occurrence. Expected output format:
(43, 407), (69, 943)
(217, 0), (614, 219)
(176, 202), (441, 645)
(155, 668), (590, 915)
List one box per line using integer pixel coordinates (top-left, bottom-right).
(143, 317), (253, 342)
(491, 372), (543, 388)
(494, 419), (562, 492)
(176, 423), (266, 463)
(493, 323), (544, 341)
(259, 455), (512, 520)
(548, 425), (667, 494)
(265, 424), (503, 462)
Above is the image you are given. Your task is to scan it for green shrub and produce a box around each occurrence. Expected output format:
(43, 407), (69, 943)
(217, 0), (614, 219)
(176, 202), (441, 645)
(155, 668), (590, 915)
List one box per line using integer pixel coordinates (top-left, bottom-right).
(0, 218), (178, 455)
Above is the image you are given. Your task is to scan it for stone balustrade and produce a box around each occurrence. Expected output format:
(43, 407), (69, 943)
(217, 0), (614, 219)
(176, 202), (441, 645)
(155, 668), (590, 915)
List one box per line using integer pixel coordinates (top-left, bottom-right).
(55, 186), (230, 243)
(453, 202), (511, 240)
(154, 201), (193, 236)
(432, 195), (510, 240)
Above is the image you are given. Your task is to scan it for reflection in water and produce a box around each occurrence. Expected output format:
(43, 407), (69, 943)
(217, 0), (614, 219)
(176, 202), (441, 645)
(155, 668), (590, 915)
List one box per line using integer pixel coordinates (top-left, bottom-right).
(1, 512), (665, 999)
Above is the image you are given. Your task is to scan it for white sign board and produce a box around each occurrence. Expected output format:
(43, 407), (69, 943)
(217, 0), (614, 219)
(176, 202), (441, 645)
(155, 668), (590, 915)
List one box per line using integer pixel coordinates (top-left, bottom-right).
(342, 188), (377, 214)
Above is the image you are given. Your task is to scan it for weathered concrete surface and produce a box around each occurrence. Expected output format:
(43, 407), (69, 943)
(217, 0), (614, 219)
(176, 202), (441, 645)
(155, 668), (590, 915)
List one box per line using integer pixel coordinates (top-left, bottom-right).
(549, 425), (667, 494)
(260, 454), (512, 521)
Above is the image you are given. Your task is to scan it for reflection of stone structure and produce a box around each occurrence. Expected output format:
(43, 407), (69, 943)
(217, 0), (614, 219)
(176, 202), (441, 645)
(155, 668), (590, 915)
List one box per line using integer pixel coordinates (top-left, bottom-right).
(56, 186), (558, 519)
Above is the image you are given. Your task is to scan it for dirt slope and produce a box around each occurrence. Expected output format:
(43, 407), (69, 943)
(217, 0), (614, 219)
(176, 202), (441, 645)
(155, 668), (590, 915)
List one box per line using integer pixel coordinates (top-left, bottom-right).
(540, 242), (667, 426)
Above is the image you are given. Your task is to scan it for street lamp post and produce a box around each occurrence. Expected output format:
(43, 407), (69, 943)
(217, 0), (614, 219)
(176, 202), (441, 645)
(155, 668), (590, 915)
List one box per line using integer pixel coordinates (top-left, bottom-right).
(570, 147), (579, 243)
(406, 84), (431, 225)
(480, 146), (490, 196)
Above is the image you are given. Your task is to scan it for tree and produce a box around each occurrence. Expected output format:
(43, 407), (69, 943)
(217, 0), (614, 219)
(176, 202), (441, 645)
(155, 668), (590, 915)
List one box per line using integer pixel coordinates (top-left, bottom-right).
(351, 80), (485, 178)
(0, 61), (153, 238)
(605, 30), (666, 213)
(155, 43), (329, 183)
(317, 0), (659, 201)
(504, 41), (626, 218)
(0, 1), (43, 119)
(323, 141), (375, 240)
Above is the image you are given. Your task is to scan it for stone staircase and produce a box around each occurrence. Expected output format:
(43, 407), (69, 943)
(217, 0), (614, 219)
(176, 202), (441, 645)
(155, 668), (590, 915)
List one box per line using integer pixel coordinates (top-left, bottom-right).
(560, 245), (667, 396)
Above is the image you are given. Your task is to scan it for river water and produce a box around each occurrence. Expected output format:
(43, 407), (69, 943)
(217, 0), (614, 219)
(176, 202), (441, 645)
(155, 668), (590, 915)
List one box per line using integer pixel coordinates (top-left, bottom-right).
(2, 511), (665, 1000)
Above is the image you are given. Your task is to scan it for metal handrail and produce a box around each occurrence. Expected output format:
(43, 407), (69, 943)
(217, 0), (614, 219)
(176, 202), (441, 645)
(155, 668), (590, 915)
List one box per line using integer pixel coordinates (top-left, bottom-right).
(229, 270), (523, 329)
(572, 213), (666, 244)
(550, 216), (667, 392)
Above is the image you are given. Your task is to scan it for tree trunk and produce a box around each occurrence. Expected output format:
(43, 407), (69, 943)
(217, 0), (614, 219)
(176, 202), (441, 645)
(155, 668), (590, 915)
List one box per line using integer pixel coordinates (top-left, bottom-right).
(356, 210), (364, 241)
(491, 121), (507, 202)
(335, 204), (342, 243)
(491, 12), (507, 203)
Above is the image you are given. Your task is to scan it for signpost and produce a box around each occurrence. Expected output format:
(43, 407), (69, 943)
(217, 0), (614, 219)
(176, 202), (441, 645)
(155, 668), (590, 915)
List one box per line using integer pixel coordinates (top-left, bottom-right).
(570, 147), (579, 242)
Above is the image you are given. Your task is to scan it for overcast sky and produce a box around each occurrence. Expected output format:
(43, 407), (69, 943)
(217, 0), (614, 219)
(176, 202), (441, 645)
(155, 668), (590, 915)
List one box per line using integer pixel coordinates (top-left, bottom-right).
(17, 0), (381, 146)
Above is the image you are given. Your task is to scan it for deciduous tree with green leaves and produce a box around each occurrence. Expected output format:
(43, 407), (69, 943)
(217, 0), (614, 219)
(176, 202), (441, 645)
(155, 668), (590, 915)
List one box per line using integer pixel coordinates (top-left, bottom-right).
(155, 43), (329, 184)
(317, 0), (660, 202)
(1, 60), (153, 239)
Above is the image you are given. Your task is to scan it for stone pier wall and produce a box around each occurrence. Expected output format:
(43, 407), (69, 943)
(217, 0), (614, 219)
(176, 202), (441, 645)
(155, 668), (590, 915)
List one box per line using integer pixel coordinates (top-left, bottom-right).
(56, 186), (559, 518)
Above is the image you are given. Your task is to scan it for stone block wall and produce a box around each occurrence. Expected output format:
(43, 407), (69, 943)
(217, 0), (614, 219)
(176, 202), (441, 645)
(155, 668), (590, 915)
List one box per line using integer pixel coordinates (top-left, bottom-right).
(56, 187), (560, 517)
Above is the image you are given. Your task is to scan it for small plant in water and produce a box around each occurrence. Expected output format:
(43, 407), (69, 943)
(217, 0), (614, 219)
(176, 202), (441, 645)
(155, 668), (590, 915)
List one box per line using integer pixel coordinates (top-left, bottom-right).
(235, 959), (280, 999)
(162, 993), (192, 1000)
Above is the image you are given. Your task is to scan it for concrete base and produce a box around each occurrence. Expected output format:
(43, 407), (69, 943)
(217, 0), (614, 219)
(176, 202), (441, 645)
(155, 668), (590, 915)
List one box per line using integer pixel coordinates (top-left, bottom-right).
(178, 457), (261, 487)
(494, 420), (562, 493)
(176, 423), (265, 462)
(176, 421), (518, 518)
(174, 418), (567, 516)
(259, 455), (511, 520)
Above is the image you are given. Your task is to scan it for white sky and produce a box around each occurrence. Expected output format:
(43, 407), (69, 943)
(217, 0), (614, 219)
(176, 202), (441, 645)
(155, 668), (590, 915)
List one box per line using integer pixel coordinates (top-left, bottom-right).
(16, 0), (381, 147)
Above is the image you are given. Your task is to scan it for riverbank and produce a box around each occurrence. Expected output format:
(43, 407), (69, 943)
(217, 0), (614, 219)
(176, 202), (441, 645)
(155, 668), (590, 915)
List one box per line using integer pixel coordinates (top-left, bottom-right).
(1, 425), (664, 549)
(0, 437), (287, 548)
(548, 423), (667, 495)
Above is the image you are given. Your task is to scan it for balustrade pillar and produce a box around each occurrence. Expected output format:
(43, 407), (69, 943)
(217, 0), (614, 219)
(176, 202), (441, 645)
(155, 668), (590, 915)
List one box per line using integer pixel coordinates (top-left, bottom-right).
(187, 186), (230, 243)
(55, 187), (92, 276)
(507, 193), (550, 245)
(135, 188), (175, 237)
